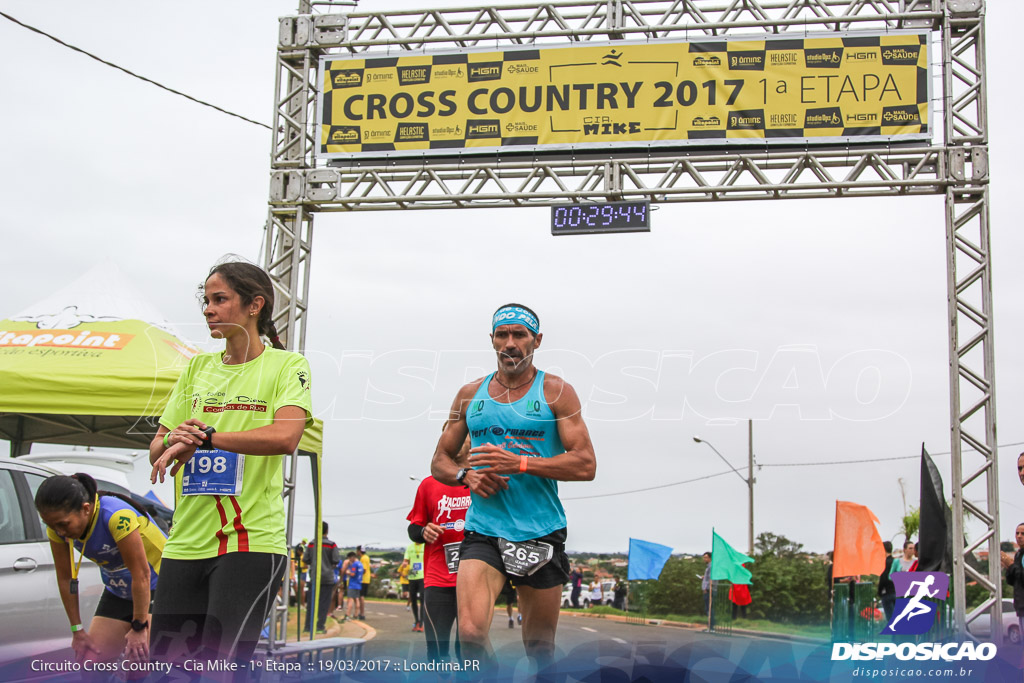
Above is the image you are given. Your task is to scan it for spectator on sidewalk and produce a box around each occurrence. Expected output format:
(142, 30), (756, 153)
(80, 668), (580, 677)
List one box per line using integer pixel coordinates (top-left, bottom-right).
(891, 540), (916, 573)
(729, 583), (751, 620)
(612, 579), (628, 611)
(701, 552), (712, 615)
(825, 551), (854, 604)
(357, 546), (373, 620)
(1001, 522), (1024, 640)
(569, 566), (584, 608)
(878, 541), (896, 621)
(303, 522), (341, 633)
(344, 552), (365, 621)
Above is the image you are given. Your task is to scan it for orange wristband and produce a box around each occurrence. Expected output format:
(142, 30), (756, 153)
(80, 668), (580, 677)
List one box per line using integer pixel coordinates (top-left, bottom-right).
(520, 455), (528, 473)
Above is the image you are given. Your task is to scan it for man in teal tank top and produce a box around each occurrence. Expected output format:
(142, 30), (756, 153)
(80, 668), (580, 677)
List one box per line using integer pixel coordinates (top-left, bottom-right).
(431, 303), (597, 674)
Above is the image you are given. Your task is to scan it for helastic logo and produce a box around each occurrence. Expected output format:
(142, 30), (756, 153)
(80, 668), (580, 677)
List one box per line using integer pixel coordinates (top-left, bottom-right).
(882, 572), (949, 635)
(397, 66), (431, 86)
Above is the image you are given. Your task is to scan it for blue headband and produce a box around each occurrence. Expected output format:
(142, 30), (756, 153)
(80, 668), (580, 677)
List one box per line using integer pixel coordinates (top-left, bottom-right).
(492, 306), (540, 335)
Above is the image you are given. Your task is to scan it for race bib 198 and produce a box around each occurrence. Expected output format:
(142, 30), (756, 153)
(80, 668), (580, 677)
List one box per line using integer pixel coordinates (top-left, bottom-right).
(498, 538), (554, 577)
(182, 449), (244, 496)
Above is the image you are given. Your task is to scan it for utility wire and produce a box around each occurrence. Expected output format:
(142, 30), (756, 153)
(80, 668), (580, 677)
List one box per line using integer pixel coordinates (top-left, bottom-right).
(556, 440), (1024, 503)
(0, 10), (272, 130)
(563, 469), (734, 501)
(759, 440), (1024, 468)
(325, 471), (736, 515)
(330, 505), (409, 518)
(318, 439), (1024, 514)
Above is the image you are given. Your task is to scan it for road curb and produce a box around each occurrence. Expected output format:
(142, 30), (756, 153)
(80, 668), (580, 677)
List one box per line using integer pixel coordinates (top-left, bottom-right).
(326, 614), (377, 642)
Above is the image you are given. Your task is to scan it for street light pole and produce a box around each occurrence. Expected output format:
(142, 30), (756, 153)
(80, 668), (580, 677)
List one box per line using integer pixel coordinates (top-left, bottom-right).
(694, 421), (756, 556)
(747, 420), (754, 556)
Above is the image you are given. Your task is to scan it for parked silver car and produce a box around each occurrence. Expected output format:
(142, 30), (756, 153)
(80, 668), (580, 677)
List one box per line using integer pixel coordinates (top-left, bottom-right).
(966, 599), (1021, 644)
(0, 458), (103, 669)
(560, 579), (615, 608)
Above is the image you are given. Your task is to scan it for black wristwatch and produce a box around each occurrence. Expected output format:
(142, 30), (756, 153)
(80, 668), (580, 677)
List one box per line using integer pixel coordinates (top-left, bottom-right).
(455, 468), (470, 487)
(200, 426), (216, 448)
(130, 619), (148, 632)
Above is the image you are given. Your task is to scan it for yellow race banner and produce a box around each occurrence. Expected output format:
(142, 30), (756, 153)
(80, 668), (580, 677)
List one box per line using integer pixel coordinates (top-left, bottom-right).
(318, 33), (930, 159)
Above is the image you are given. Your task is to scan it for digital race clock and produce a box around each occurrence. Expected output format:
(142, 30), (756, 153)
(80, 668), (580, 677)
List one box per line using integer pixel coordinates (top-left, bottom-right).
(550, 200), (651, 236)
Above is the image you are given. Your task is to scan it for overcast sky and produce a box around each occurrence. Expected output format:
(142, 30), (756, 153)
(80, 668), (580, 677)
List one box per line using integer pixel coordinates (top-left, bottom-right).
(2, 1), (1022, 556)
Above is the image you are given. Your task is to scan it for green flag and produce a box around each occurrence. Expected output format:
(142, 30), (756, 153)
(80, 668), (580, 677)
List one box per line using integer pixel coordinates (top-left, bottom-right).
(710, 530), (754, 585)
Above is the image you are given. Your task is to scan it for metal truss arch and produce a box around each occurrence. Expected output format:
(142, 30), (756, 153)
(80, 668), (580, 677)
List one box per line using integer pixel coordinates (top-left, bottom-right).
(264, 0), (997, 641)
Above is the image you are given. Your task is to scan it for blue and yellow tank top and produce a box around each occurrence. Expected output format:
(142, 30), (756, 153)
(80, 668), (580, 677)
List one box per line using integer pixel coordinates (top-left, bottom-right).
(48, 496), (166, 599)
(464, 370), (566, 541)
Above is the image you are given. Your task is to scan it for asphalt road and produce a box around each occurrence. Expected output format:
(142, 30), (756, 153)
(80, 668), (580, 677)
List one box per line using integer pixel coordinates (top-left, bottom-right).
(352, 600), (826, 679)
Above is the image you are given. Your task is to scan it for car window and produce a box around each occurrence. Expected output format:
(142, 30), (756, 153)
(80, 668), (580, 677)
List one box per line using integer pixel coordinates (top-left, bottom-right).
(0, 470), (28, 544)
(94, 479), (130, 496)
(23, 472), (50, 541)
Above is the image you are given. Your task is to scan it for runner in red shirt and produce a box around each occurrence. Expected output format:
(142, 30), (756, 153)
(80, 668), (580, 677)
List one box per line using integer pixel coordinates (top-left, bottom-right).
(407, 425), (470, 663)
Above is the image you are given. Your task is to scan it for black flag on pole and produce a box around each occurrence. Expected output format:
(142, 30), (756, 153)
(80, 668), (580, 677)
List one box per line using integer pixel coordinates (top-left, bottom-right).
(918, 443), (952, 573)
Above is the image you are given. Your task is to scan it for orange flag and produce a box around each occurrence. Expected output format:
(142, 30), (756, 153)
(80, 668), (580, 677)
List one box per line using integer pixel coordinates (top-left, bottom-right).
(833, 501), (886, 577)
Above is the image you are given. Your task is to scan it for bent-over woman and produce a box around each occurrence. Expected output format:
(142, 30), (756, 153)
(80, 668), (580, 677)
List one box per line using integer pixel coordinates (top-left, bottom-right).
(35, 473), (165, 665)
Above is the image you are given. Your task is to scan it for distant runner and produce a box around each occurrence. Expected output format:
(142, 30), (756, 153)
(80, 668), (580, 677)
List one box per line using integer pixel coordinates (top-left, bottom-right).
(431, 303), (596, 671)
(404, 541), (425, 631)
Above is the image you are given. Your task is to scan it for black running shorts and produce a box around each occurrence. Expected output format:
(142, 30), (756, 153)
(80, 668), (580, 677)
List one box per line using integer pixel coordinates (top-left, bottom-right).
(459, 528), (570, 590)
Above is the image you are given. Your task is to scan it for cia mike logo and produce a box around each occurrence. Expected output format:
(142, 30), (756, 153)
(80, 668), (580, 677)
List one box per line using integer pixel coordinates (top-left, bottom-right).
(882, 572), (949, 635)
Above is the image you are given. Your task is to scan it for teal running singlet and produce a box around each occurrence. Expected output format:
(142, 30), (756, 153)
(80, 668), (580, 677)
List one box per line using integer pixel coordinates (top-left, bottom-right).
(464, 371), (566, 541)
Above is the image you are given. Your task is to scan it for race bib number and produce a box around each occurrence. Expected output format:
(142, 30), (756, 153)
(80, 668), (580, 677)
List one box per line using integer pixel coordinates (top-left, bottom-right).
(413, 562), (423, 572)
(102, 567), (133, 600)
(443, 542), (461, 574)
(498, 538), (554, 577)
(182, 449), (244, 496)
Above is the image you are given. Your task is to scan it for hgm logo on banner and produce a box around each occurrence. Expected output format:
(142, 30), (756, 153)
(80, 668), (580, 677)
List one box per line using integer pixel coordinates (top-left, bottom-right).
(884, 572), (948, 635)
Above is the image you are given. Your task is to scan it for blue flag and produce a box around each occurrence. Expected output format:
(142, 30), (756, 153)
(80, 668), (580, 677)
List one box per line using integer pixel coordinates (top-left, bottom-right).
(143, 490), (167, 506)
(627, 538), (673, 580)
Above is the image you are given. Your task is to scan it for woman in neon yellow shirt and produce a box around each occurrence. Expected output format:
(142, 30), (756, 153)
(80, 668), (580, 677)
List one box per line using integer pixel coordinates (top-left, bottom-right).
(149, 260), (313, 667)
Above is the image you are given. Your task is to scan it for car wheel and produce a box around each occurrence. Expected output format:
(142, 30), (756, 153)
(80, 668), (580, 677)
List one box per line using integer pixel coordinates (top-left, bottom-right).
(1010, 625), (1021, 644)
(562, 599), (570, 608)
(583, 599), (590, 609)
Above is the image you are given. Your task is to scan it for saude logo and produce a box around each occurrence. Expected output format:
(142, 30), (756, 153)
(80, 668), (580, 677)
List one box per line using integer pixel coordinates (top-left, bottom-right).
(832, 572), (996, 662)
